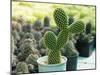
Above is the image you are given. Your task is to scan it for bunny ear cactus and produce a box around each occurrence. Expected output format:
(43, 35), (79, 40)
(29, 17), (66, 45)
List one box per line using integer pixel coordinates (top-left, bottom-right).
(44, 8), (85, 64)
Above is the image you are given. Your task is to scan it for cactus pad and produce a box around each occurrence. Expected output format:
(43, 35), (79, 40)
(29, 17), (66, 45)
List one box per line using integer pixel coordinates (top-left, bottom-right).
(54, 8), (68, 30)
(44, 31), (57, 50)
(68, 21), (84, 34)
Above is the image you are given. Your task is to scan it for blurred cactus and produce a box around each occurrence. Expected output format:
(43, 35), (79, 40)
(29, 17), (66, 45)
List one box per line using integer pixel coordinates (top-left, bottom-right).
(39, 37), (47, 56)
(17, 16), (25, 25)
(68, 16), (74, 25)
(11, 35), (16, 54)
(16, 62), (29, 74)
(12, 21), (22, 33)
(44, 16), (50, 27)
(23, 32), (36, 46)
(33, 31), (42, 43)
(12, 55), (18, 71)
(12, 30), (20, 44)
(44, 8), (84, 64)
(22, 24), (32, 33)
(86, 22), (92, 34)
(33, 19), (43, 31)
(18, 39), (35, 61)
(26, 54), (39, 66)
(63, 40), (79, 57)
(39, 37), (46, 49)
(28, 64), (35, 73)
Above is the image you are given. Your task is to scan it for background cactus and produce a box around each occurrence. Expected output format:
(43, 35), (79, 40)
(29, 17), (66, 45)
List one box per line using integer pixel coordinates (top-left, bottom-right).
(68, 16), (75, 25)
(44, 8), (84, 64)
(33, 19), (43, 31)
(16, 62), (29, 74)
(22, 24), (32, 33)
(12, 30), (20, 44)
(18, 39), (36, 61)
(86, 22), (92, 34)
(26, 54), (39, 66)
(44, 16), (50, 27)
(63, 40), (79, 57)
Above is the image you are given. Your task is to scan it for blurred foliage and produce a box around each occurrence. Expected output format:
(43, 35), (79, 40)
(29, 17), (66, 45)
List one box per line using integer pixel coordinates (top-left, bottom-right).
(12, 2), (96, 30)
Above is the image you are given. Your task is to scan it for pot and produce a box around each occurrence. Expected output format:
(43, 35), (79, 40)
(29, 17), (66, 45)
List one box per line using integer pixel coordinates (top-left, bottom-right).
(37, 56), (67, 72)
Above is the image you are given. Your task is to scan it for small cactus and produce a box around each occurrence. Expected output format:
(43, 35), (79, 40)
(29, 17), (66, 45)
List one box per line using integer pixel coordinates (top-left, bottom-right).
(28, 64), (35, 73)
(22, 24), (32, 33)
(39, 37), (46, 49)
(23, 32), (36, 45)
(44, 16), (50, 27)
(44, 8), (85, 64)
(12, 30), (20, 44)
(33, 19), (43, 31)
(26, 54), (39, 66)
(18, 39), (36, 61)
(86, 22), (92, 34)
(33, 30), (42, 43)
(54, 8), (68, 30)
(16, 62), (29, 74)
(68, 16), (75, 25)
(17, 16), (25, 25)
(63, 40), (79, 57)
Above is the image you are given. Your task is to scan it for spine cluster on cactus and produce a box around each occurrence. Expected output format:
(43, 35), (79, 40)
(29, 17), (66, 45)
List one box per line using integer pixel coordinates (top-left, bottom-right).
(44, 8), (85, 64)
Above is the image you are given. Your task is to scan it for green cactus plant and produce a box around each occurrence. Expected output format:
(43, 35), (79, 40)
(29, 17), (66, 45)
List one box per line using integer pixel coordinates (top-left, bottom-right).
(68, 16), (75, 25)
(33, 19), (43, 31)
(44, 8), (85, 64)
(44, 16), (50, 27)
(26, 54), (39, 66)
(18, 39), (36, 61)
(16, 62), (29, 74)
(85, 22), (92, 34)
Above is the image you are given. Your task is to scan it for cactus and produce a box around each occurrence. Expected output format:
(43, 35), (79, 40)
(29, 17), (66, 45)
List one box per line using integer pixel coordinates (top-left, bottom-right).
(63, 40), (79, 57)
(33, 19), (43, 31)
(44, 16), (50, 27)
(86, 22), (92, 34)
(26, 54), (39, 66)
(39, 37), (46, 49)
(33, 31), (42, 43)
(18, 39), (36, 61)
(28, 64), (35, 73)
(16, 62), (29, 74)
(44, 8), (85, 64)
(12, 30), (20, 44)
(23, 32), (36, 45)
(68, 16), (75, 25)
(22, 24), (32, 33)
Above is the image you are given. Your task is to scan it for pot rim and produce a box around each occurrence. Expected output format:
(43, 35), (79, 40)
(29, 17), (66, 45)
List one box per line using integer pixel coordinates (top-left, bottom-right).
(37, 56), (67, 67)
